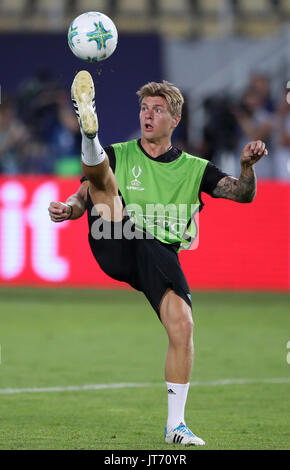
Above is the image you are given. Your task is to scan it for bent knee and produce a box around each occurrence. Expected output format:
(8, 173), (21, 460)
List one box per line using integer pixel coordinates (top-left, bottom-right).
(165, 308), (194, 340)
(177, 313), (194, 335)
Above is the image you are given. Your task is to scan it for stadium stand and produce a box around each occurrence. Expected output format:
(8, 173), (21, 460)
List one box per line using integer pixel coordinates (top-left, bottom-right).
(0, 0), (289, 36)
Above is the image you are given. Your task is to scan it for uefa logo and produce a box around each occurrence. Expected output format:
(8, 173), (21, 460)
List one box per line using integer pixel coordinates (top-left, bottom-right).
(131, 166), (142, 187)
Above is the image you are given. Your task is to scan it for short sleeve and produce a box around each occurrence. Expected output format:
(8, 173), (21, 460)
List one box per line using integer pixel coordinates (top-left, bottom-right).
(104, 145), (116, 172)
(200, 162), (229, 197)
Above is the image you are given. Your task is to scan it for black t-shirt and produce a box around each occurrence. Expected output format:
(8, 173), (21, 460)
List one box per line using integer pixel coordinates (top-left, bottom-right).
(80, 142), (229, 251)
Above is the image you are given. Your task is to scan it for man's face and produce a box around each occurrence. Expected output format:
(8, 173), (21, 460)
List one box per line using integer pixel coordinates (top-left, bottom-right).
(139, 96), (180, 141)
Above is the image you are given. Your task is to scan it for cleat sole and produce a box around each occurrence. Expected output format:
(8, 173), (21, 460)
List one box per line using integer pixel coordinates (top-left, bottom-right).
(72, 70), (98, 137)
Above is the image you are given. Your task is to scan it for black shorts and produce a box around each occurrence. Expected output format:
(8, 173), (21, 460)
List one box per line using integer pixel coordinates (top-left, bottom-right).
(88, 218), (192, 320)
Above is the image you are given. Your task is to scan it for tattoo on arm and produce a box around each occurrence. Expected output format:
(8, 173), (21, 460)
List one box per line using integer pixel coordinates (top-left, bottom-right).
(212, 169), (256, 203)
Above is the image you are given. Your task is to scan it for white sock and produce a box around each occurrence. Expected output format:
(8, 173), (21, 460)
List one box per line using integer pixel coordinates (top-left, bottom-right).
(81, 130), (105, 166)
(166, 381), (190, 432)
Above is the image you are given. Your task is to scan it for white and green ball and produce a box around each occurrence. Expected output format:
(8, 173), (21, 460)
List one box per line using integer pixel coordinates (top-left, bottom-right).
(68, 11), (118, 63)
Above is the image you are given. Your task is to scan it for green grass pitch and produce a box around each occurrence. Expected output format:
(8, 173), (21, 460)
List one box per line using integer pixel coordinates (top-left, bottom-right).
(0, 287), (289, 450)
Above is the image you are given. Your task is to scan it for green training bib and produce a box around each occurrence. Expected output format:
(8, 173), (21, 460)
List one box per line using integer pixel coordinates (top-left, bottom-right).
(113, 140), (208, 250)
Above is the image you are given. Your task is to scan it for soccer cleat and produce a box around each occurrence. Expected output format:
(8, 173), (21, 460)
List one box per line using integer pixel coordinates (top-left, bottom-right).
(71, 70), (98, 138)
(165, 423), (205, 446)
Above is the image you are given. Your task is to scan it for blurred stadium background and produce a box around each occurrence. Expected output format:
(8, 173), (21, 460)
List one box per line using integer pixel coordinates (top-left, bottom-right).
(0, 0), (289, 289)
(0, 0), (289, 450)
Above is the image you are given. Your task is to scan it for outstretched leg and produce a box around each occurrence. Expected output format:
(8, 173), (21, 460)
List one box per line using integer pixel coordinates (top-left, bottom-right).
(71, 70), (122, 221)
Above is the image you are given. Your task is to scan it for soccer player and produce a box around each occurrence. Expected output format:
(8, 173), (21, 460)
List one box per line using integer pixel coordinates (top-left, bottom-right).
(48, 71), (268, 446)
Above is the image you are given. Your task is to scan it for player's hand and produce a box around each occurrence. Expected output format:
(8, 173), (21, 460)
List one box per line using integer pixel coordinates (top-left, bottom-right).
(240, 140), (268, 168)
(48, 202), (72, 223)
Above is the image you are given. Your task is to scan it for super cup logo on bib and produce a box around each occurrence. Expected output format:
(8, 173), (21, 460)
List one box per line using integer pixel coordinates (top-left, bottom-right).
(131, 166), (142, 186)
(126, 166), (144, 191)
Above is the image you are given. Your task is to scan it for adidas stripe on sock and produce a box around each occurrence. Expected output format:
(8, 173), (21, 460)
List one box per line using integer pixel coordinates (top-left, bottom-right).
(166, 382), (190, 432)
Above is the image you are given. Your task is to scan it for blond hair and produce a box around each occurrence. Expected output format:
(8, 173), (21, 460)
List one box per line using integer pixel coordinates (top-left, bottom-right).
(136, 80), (184, 117)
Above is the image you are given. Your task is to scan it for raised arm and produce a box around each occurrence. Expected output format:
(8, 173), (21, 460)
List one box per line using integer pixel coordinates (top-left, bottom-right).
(212, 140), (268, 203)
(48, 180), (89, 223)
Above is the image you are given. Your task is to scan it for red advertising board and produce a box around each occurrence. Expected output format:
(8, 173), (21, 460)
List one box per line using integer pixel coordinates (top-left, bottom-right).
(0, 176), (289, 290)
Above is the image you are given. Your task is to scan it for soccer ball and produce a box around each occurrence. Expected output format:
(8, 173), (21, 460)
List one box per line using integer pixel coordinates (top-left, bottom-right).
(68, 11), (118, 62)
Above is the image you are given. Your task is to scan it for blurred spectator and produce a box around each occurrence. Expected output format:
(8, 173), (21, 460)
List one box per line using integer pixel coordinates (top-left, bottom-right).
(203, 84), (275, 178)
(248, 73), (275, 113)
(17, 69), (81, 174)
(0, 98), (30, 174)
(48, 98), (81, 175)
(200, 95), (239, 166)
(273, 90), (290, 180)
(17, 68), (63, 143)
(233, 87), (274, 178)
